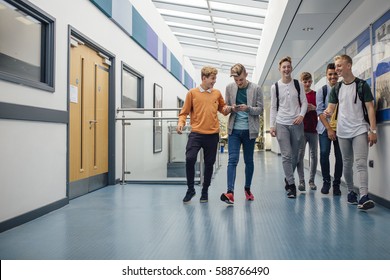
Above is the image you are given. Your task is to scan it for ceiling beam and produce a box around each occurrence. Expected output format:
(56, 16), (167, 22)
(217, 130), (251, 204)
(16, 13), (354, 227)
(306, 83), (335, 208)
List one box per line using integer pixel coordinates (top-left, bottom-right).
(153, 1), (264, 23)
(182, 46), (257, 67)
(166, 19), (262, 36)
(209, 0), (268, 9)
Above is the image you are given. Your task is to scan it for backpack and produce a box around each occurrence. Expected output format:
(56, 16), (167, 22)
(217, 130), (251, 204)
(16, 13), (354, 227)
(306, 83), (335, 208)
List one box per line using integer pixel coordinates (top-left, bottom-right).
(274, 79), (301, 111)
(333, 78), (370, 124)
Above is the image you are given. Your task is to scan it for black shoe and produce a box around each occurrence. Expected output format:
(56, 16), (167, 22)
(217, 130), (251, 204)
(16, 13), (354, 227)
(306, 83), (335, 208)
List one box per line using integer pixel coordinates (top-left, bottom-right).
(333, 185), (341, 196)
(347, 191), (358, 205)
(200, 191), (208, 203)
(357, 195), (375, 210)
(286, 184), (296, 198)
(284, 178), (289, 190)
(321, 184), (330, 194)
(183, 189), (196, 203)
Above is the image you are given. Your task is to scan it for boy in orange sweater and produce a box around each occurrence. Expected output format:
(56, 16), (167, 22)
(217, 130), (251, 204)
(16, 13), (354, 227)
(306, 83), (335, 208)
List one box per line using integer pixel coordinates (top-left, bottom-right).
(178, 66), (229, 203)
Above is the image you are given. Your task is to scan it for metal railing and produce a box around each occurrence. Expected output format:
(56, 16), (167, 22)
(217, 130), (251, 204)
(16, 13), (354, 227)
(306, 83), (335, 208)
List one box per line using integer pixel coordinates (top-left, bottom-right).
(116, 108), (222, 185)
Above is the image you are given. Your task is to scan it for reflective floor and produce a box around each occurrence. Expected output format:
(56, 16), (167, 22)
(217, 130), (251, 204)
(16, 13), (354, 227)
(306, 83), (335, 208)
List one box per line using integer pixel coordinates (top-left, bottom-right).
(1, 151), (390, 260)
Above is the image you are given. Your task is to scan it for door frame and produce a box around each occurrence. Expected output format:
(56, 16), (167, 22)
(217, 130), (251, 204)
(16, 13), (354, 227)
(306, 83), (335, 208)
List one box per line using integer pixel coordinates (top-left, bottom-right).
(67, 26), (116, 198)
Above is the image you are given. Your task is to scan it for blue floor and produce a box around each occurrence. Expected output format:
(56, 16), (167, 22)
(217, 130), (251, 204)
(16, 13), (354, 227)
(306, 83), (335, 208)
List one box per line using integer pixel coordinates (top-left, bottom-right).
(1, 151), (390, 260)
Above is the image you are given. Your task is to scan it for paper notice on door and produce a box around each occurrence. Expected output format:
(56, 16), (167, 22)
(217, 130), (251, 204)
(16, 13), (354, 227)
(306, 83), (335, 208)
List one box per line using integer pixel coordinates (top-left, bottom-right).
(70, 85), (78, 103)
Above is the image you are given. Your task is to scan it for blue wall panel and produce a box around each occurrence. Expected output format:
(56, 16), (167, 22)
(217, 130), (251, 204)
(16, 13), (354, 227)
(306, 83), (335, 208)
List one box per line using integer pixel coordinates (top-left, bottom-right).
(170, 54), (182, 82)
(147, 27), (158, 60)
(184, 71), (194, 89)
(132, 7), (147, 48)
(90, 0), (112, 17)
(112, 0), (132, 36)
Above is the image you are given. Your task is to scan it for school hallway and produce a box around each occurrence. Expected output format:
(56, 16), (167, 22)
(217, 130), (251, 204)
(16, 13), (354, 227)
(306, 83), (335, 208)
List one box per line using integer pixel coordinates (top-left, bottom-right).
(0, 151), (389, 260)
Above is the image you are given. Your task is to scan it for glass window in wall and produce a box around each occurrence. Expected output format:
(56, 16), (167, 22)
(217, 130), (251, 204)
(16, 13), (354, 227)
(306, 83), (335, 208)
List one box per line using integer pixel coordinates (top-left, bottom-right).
(122, 64), (144, 108)
(0, 0), (54, 90)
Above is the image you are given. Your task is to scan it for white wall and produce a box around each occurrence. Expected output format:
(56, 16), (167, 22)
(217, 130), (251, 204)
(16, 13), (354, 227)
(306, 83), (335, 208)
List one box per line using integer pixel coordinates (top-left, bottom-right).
(0, 0), (198, 223)
(0, 120), (66, 221)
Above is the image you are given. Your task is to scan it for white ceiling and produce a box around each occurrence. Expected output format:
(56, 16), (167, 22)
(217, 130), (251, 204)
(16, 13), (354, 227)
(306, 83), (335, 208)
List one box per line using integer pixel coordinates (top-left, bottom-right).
(151, 0), (267, 77)
(151, 0), (362, 93)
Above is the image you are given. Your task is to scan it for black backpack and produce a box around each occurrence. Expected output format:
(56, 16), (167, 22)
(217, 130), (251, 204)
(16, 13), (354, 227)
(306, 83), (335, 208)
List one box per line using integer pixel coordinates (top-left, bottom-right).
(333, 78), (370, 124)
(274, 79), (301, 111)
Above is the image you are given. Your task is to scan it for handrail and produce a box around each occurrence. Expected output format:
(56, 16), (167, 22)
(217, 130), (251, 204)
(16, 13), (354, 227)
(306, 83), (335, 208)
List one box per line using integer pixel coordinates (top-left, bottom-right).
(117, 107), (181, 113)
(115, 107), (223, 186)
(116, 117), (183, 120)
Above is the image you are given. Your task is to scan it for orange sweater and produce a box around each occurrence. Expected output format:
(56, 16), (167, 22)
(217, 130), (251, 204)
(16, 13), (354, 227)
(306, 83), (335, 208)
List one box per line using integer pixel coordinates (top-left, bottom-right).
(178, 87), (227, 134)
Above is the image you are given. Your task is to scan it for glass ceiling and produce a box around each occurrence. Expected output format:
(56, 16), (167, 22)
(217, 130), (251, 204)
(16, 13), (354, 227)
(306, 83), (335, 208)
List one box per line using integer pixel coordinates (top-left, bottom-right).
(151, 0), (269, 77)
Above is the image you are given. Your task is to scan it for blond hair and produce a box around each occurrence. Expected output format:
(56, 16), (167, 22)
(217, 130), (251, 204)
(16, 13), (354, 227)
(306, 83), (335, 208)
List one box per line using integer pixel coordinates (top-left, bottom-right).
(334, 54), (353, 65)
(201, 66), (218, 79)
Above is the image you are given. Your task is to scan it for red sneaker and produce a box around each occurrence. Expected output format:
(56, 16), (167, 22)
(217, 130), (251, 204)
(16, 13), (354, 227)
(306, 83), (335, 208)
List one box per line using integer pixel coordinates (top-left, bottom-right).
(245, 190), (254, 201)
(220, 193), (234, 205)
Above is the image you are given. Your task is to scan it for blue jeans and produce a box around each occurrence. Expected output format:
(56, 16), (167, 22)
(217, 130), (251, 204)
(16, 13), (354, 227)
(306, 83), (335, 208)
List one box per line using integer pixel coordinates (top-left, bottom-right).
(227, 129), (255, 192)
(319, 130), (342, 186)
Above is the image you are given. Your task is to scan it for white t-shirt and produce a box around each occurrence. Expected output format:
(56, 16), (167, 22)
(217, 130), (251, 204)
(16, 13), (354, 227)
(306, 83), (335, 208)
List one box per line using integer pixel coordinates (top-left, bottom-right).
(336, 81), (369, 138)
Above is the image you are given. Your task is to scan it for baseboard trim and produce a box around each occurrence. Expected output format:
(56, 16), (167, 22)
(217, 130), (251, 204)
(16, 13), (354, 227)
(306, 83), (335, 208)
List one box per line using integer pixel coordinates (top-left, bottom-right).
(0, 198), (69, 233)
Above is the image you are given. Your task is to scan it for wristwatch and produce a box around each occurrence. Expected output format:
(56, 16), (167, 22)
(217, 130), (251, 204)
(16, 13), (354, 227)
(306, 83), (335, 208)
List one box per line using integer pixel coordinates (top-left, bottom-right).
(370, 128), (377, 134)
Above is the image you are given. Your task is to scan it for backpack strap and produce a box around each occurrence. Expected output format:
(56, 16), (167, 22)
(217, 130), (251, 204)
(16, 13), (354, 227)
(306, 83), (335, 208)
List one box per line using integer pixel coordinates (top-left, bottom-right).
(332, 82), (343, 120)
(334, 81), (342, 100)
(274, 82), (279, 111)
(275, 79), (301, 111)
(355, 78), (370, 124)
(322, 85), (328, 105)
(293, 79), (302, 107)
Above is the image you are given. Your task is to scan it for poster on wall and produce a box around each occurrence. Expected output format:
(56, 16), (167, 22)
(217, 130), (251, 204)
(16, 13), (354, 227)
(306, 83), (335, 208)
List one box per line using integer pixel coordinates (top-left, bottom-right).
(372, 9), (390, 122)
(345, 28), (371, 84)
(313, 53), (343, 91)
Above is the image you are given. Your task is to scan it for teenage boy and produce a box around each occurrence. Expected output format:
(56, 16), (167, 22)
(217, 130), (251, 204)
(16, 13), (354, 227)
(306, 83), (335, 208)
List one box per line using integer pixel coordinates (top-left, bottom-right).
(220, 63), (263, 205)
(316, 63), (343, 195)
(296, 72), (318, 191)
(178, 66), (229, 203)
(324, 55), (377, 210)
(270, 56), (308, 198)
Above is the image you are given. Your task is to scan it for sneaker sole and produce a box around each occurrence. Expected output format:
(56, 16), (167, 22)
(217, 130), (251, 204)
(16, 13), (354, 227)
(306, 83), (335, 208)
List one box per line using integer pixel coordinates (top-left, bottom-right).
(220, 194), (234, 205)
(347, 201), (358, 205)
(358, 200), (375, 210)
(200, 199), (208, 203)
(183, 194), (196, 203)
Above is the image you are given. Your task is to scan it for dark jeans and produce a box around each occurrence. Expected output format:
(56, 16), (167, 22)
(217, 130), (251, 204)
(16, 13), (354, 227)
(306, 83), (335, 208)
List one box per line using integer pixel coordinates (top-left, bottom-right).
(319, 130), (343, 186)
(186, 132), (219, 190)
(227, 129), (255, 191)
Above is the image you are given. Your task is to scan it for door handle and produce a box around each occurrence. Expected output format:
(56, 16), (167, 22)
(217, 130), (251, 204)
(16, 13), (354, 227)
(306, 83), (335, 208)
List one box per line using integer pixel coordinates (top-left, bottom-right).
(89, 120), (98, 129)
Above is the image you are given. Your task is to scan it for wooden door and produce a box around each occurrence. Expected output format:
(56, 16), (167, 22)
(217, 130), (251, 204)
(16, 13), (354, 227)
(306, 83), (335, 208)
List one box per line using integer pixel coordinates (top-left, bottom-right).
(69, 39), (109, 196)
